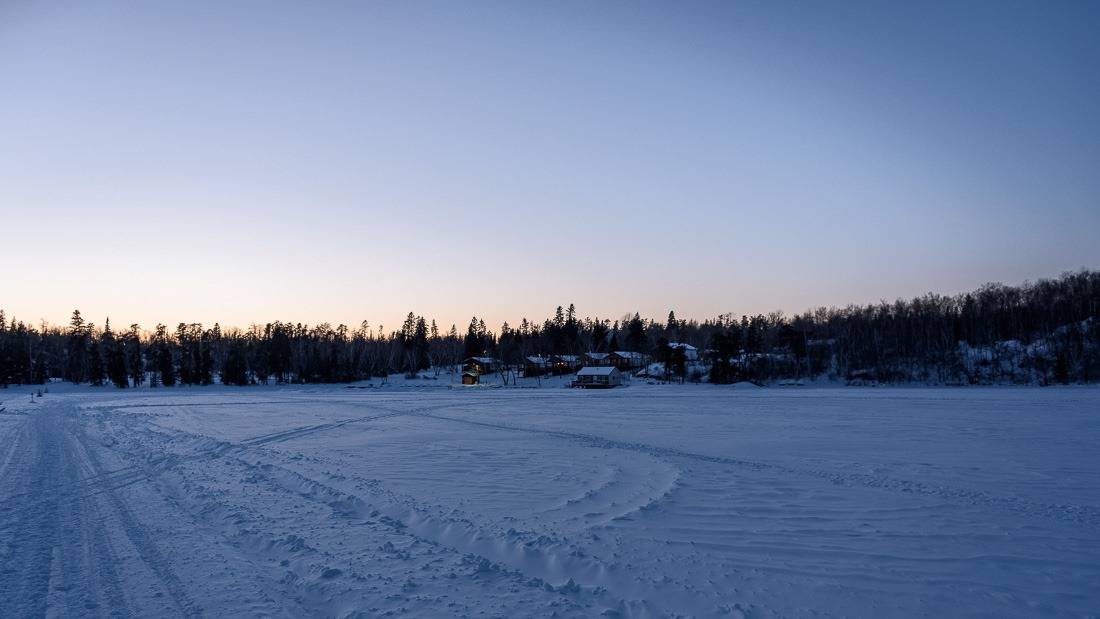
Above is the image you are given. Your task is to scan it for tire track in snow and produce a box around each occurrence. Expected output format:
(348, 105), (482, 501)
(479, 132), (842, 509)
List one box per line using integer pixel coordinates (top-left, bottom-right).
(239, 409), (410, 447)
(102, 401), (661, 616)
(97, 399), (446, 449)
(83, 407), (318, 616)
(1, 464), (148, 506)
(207, 442), (635, 616)
(68, 416), (206, 617)
(108, 410), (606, 617)
(0, 408), (134, 618)
(236, 402), (466, 447)
(0, 413), (67, 618)
(422, 412), (1100, 527)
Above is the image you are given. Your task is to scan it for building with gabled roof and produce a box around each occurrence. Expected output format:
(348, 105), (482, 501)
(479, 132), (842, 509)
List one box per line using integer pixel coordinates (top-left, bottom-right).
(582, 352), (611, 367)
(462, 357), (498, 376)
(522, 356), (551, 377)
(609, 351), (646, 370)
(550, 355), (581, 375)
(571, 366), (623, 388)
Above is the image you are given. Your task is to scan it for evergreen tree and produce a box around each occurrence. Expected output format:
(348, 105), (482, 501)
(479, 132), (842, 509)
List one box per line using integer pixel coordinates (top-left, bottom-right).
(464, 317), (485, 358)
(591, 319), (609, 353)
(155, 324), (177, 387)
(608, 322), (620, 353)
(102, 319), (129, 388)
(199, 327), (215, 385)
(742, 316), (763, 381)
(708, 330), (737, 384)
(221, 337), (250, 386)
(626, 313), (648, 352)
(87, 337), (106, 387)
(65, 309), (90, 383)
(563, 304), (581, 352)
(127, 324), (145, 387)
(176, 323), (195, 384)
(413, 316), (429, 370)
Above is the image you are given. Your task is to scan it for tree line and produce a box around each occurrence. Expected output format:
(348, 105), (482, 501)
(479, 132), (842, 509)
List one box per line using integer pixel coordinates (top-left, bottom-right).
(1, 270), (1097, 388)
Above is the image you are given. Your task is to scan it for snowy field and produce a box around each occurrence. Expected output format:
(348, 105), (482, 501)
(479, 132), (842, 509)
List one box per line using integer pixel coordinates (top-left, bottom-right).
(1, 380), (1098, 618)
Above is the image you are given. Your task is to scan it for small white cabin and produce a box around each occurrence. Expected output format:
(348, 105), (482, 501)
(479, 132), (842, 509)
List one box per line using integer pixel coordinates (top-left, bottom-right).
(572, 366), (623, 388)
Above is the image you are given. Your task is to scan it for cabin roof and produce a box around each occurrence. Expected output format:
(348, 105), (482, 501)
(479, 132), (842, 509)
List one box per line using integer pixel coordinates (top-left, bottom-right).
(576, 366), (620, 376)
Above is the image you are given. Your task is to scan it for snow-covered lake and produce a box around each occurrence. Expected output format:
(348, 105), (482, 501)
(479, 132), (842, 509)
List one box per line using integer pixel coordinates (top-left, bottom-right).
(2, 381), (1097, 618)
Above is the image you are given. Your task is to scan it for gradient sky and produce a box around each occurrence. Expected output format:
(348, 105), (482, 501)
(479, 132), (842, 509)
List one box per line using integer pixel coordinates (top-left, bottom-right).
(2, 1), (1098, 334)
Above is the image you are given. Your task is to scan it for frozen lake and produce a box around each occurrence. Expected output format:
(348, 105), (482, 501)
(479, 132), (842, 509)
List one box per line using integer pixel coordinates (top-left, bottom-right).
(1, 382), (1097, 617)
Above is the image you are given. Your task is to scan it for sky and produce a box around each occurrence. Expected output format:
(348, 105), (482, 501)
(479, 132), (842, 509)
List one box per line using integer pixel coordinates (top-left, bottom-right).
(2, 1), (1098, 334)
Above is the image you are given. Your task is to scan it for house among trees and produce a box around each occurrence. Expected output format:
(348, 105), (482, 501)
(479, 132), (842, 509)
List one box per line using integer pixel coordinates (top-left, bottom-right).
(3, 271), (1096, 391)
(522, 356), (550, 377)
(582, 352), (611, 366)
(550, 355), (581, 375)
(462, 357), (498, 384)
(667, 343), (698, 360)
(462, 357), (497, 374)
(609, 351), (646, 370)
(572, 366), (623, 388)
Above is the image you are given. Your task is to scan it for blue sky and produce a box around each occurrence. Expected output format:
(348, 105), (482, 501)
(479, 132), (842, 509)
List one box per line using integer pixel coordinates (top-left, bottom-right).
(2, 1), (1097, 333)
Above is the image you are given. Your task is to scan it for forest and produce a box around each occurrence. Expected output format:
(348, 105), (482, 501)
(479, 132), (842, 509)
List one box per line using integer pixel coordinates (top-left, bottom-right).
(1, 270), (1098, 388)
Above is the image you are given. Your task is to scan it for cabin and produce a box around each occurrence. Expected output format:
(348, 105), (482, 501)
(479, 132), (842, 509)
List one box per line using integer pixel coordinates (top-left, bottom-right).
(582, 352), (611, 367)
(462, 371), (481, 385)
(462, 357), (498, 376)
(572, 366), (623, 388)
(522, 356), (551, 377)
(609, 351), (646, 370)
(654, 342), (699, 362)
(669, 343), (698, 360)
(550, 355), (581, 375)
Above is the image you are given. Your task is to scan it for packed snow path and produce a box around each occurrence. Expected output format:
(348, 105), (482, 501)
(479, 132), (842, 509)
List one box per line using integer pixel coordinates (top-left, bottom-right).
(0, 401), (199, 616)
(1, 384), (1097, 618)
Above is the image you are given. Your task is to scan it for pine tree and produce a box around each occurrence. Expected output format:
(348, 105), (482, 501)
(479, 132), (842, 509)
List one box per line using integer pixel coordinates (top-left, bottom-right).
(591, 319), (609, 353)
(87, 336), (106, 387)
(65, 309), (90, 383)
(626, 313), (647, 352)
(128, 324), (145, 387)
(221, 337), (249, 386)
(464, 317), (484, 358)
(199, 327), (215, 385)
(155, 324), (177, 387)
(414, 316), (429, 370)
(103, 319), (129, 388)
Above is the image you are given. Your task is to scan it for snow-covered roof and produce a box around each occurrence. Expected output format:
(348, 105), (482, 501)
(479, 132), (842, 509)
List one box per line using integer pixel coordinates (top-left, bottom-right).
(464, 357), (496, 364)
(669, 343), (697, 351)
(525, 356), (549, 364)
(611, 351), (645, 359)
(584, 352), (610, 360)
(576, 366), (620, 376)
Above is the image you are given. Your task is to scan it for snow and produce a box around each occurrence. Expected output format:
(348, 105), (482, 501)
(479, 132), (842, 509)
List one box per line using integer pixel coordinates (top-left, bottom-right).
(2, 381), (1098, 617)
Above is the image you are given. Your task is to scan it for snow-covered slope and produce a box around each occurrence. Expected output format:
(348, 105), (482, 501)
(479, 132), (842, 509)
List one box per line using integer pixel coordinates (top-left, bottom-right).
(1, 384), (1097, 617)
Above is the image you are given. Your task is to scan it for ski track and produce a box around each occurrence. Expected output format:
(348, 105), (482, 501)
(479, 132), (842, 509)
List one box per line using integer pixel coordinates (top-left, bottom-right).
(1, 387), (1097, 618)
